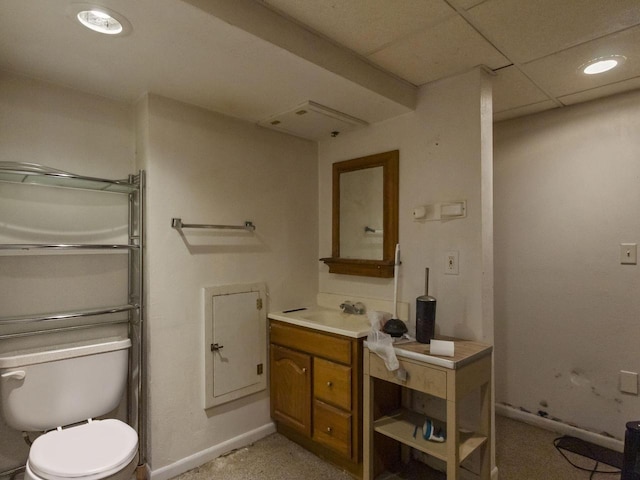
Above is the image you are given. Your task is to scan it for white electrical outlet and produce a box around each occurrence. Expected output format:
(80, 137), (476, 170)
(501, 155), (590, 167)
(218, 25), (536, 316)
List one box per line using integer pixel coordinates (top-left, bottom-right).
(445, 251), (459, 275)
(620, 243), (637, 264)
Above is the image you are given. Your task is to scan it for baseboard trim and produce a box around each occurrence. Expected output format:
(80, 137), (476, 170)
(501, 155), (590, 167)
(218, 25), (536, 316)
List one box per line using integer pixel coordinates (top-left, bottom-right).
(150, 422), (276, 480)
(496, 403), (624, 452)
(491, 466), (499, 480)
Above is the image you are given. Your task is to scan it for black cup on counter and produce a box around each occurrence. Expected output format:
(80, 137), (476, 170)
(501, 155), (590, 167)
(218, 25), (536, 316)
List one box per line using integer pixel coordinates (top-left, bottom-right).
(416, 294), (436, 344)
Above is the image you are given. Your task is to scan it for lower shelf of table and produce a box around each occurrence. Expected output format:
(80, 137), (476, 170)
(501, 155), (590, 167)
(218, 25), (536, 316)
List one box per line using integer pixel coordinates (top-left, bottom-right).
(373, 409), (487, 463)
(375, 460), (446, 480)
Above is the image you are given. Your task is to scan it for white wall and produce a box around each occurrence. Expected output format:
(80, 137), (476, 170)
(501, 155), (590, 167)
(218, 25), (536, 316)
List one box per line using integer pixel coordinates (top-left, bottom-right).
(0, 71), (135, 472)
(318, 68), (493, 345)
(318, 68), (495, 473)
(138, 94), (319, 473)
(0, 71), (134, 179)
(0, 72), (319, 477)
(494, 90), (640, 440)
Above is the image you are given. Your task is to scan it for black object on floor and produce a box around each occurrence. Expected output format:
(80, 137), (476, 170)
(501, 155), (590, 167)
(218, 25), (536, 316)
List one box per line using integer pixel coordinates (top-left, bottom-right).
(622, 421), (640, 480)
(554, 435), (623, 469)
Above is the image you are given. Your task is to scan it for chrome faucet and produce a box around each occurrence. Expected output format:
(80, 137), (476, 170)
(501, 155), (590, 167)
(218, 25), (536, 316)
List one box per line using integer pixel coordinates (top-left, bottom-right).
(339, 301), (366, 315)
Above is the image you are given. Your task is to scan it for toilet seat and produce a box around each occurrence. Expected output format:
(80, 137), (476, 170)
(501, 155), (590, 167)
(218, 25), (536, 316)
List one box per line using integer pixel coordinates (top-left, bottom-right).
(28, 419), (138, 480)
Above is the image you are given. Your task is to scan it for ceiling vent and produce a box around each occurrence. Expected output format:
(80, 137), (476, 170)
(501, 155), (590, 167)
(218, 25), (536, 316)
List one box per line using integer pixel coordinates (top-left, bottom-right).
(258, 101), (368, 141)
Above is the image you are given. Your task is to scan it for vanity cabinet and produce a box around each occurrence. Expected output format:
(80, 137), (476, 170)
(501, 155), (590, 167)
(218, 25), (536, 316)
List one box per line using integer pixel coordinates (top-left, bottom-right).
(269, 320), (363, 475)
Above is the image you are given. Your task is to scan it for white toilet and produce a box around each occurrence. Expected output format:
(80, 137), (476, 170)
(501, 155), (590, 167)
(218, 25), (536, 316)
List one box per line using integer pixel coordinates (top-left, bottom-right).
(0, 338), (139, 480)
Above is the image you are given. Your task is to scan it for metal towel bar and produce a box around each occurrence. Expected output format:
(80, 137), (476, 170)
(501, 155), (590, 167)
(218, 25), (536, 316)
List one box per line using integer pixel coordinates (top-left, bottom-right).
(171, 218), (255, 231)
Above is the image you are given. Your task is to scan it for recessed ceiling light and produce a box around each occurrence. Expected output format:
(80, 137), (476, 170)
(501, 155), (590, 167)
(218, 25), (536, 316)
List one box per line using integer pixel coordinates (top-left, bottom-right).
(581, 55), (626, 75)
(68, 4), (131, 36)
(77, 10), (122, 35)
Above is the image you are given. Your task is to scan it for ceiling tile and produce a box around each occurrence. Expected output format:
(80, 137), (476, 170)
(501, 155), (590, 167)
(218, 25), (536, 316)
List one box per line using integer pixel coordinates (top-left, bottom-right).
(492, 65), (551, 113)
(447, 0), (489, 10)
(493, 100), (558, 122)
(368, 15), (510, 85)
(467, 0), (640, 63)
(521, 26), (640, 98)
(260, 0), (455, 56)
(558, 76), (640, 105)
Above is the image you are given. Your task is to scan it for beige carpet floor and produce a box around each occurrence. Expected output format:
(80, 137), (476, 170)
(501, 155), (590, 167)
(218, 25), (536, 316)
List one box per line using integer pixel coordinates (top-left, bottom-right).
(173, 415), (621, 479)
(495, 415), (620, 479)
(174, 432), (353, 480)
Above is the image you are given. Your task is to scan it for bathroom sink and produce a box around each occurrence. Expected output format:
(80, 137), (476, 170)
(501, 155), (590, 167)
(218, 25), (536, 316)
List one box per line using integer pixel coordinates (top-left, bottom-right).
(267, 307), (370, 338)
(297, 310), (351, 325)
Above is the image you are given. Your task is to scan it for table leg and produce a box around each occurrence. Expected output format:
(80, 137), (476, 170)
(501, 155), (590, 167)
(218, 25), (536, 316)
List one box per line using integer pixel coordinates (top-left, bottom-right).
(479, 380), (492, 480)
(446, 399), (460, 480)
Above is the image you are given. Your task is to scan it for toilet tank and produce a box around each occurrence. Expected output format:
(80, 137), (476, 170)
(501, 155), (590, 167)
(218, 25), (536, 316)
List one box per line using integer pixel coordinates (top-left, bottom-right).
(0, 337), (131, 431)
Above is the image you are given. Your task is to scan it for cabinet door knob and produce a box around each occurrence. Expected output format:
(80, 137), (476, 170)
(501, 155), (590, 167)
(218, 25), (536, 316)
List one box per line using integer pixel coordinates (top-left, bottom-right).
(326, 426), (332, 434)
(327, 381), (333, 387)
(302, 367), (307, 373)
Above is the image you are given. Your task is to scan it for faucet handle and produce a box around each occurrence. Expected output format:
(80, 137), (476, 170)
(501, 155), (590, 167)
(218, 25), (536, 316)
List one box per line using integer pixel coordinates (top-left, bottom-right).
(354, 302), (366, 314)
(339, 300), (353, 312)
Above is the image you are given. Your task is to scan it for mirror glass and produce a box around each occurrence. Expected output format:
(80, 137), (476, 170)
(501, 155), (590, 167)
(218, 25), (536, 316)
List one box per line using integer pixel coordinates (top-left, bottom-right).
(321, 150), (398, 278)
(339, 166), (383, 260)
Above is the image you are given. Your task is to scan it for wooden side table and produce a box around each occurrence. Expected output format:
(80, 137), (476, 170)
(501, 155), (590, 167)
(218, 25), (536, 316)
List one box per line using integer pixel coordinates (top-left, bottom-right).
(363, 338), (492, 479)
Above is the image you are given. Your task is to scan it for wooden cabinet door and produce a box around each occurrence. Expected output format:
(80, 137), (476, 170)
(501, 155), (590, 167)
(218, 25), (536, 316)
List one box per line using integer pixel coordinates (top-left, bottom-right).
(270, 344), (311, 436)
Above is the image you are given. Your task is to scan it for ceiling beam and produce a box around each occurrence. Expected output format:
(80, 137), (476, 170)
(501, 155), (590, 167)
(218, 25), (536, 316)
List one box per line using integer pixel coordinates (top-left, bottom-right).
(181, 0), (417, 110)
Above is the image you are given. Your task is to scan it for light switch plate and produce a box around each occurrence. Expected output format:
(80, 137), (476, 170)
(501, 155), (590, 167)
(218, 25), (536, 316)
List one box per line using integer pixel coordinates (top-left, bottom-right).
(620, 243), (637, 264)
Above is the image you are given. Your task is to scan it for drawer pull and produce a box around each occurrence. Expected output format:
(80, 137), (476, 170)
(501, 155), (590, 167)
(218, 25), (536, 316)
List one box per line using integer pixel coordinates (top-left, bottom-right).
(326, 381), (333, 387)
(326, 426), (332, 434)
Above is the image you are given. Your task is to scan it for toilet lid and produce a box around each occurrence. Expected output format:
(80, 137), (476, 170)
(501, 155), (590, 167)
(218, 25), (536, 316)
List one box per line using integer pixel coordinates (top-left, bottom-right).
(29, 419), (138, 480)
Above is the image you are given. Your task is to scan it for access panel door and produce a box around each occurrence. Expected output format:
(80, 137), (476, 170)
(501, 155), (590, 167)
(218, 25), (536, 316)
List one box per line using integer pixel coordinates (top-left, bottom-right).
(204, 283), (266, 408)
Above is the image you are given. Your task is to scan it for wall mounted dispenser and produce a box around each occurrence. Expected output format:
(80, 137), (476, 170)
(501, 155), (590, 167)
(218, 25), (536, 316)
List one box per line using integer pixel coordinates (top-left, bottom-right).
(413, 200), (466, 221)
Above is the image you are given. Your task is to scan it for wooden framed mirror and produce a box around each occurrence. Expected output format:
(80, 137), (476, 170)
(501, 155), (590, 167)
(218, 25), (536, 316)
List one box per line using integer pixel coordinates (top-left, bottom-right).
(320, 150), (399, 277)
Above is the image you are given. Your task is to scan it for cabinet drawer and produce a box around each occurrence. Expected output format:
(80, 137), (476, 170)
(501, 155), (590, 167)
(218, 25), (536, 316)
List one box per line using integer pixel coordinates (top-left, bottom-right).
(367, 351), (447, 399)
(270, 320), (352, 364)
(314, 357), (351, 411)
(313, 400), (352, 458)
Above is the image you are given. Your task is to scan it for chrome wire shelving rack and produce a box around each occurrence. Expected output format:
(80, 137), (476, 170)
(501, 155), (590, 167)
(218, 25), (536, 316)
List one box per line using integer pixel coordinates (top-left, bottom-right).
(0, 161), (146, 475)
(0, 161), (143, 337)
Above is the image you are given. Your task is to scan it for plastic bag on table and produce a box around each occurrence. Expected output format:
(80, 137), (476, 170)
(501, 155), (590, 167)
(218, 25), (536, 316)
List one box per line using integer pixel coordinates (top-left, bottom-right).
(366, 310), (399, 371)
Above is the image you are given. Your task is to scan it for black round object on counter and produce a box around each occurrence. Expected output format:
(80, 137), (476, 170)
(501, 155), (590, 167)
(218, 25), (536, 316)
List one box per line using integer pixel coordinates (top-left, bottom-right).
(383, 318), (408, 337)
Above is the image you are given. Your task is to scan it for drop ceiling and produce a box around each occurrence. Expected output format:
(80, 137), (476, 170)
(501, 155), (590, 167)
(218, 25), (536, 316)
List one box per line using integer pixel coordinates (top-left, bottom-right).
(1, 0), (639, 138)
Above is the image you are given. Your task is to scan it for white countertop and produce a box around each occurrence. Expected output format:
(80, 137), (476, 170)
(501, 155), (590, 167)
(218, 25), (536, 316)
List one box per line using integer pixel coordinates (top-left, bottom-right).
(268, 307), (371, 338)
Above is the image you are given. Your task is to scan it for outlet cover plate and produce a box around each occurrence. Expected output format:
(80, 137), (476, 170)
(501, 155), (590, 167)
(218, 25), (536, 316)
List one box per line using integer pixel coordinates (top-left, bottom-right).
(620, 243), (637, 265)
